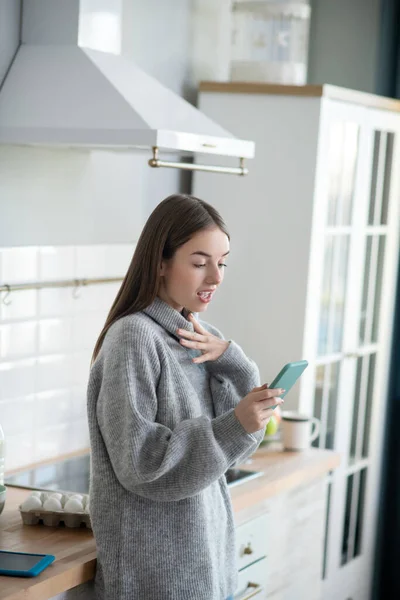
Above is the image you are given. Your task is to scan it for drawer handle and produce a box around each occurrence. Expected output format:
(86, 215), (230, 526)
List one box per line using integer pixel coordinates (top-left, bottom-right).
(237, 582), (264, 599)
(243, 543), (253, 555)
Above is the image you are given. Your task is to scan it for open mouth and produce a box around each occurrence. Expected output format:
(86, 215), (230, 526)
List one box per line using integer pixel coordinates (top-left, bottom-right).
(197, 291), (214, 303)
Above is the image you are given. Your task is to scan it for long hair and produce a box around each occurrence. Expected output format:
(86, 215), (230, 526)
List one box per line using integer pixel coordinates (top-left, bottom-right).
(91, 194), (230, 365)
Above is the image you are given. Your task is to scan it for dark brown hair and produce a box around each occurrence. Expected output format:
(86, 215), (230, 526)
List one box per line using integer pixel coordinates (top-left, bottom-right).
(91, 193), (230, 365)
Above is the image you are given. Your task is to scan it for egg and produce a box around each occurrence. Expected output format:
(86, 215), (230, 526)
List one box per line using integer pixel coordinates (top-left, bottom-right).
(64, 498), (84, 513)
(70, 493), (83, 500)
(43, 497), (63, 511)
(30, 491), (42, 498)
(21, 495), (43, 511)
(49, 492), (63, 501)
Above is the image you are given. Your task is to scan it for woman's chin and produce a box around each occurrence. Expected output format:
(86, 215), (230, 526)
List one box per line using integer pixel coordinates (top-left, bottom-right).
(185, 301), (208, 315)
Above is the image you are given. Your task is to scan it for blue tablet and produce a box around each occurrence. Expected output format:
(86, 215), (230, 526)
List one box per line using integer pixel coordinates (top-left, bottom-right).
(0, 550), (55, 577)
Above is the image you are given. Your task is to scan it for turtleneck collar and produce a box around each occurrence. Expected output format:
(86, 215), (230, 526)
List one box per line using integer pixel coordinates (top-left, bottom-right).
(142, 296), (199, 340)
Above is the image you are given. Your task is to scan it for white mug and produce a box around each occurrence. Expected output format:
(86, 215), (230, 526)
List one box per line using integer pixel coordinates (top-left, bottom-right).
(281, 411), (320, 451)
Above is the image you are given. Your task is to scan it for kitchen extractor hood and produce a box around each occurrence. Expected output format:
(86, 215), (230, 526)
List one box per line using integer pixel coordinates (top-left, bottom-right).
(0, 0), (255, 176)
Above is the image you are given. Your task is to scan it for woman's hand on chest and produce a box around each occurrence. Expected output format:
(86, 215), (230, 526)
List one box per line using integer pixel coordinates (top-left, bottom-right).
(176, 313), (229, 364)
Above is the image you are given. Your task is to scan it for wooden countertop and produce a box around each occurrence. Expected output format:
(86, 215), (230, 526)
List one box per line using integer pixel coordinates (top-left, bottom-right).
(0, 445), (339, 600)
(199, 81), (400, 113)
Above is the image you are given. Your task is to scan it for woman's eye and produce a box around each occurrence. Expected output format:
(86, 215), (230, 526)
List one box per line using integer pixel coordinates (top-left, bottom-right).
(194, 264), (227, 269)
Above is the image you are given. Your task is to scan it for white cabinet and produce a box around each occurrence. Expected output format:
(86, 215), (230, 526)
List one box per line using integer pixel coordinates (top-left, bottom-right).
(234, 477), (327, 599)
(236, 512), (269, 571)
(194, 83), (400, 600)
(235, 513), (269, 598)
(235, 557), (268, 599)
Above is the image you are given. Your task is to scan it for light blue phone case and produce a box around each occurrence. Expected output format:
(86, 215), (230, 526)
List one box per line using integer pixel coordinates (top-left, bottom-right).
(268, 360), (309, 409)
(0, 550), (55, 577)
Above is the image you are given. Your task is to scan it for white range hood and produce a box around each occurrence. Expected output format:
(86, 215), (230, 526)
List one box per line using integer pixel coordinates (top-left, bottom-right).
(0, 0), (255, 175)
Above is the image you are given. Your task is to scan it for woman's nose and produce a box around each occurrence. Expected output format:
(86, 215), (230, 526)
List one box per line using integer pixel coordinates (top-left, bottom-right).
(207, 267), (223, 285)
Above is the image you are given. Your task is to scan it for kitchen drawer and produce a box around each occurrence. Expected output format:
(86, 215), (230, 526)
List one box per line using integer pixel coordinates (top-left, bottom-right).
(236, 513), (269, 570)
(234, 557), (268, 599)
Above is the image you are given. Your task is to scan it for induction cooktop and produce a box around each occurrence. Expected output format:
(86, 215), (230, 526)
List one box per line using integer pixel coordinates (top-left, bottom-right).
(4, 454), (263, 493)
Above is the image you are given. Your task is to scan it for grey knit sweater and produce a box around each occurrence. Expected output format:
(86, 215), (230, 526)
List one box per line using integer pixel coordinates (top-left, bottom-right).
(87, 296), (264, 600)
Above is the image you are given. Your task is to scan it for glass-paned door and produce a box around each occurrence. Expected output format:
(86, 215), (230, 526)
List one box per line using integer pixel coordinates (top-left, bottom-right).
(329, 129), (393, 599)
(335, 123), (398, 600)
(312, 105), (400, 600)
(311, 114), (361, 591)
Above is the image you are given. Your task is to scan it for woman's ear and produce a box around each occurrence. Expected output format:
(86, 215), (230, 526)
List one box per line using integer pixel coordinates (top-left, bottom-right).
(159, 257), (171, 277)
(159, 260), (166, 277)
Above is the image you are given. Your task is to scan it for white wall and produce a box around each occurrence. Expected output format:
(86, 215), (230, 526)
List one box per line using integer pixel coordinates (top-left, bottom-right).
(0, 0), (196, 468)
(122, 0), (195, 102)
(121, 0), (196, 206)
(0, 0), (195, 247)
(0, 147), (149, 246)
(0, 145), (187, 246)
(0, 0), (385, 248)
(307, 0), (382, 93)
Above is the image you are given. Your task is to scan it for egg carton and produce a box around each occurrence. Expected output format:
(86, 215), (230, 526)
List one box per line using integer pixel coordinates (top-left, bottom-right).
(19, 508), (92, 529)
(18, 491), (92, 529)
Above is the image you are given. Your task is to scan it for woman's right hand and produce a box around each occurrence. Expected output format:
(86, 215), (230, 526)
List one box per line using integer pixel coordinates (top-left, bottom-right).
(234, 383), (285, 434)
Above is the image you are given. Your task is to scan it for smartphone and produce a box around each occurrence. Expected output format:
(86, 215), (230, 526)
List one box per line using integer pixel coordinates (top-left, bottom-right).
(0, 550), (55, 577)
(268, 360), (309, 409)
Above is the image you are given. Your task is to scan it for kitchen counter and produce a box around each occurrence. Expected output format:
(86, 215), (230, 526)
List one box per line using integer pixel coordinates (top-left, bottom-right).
(0, 445), (339, 600)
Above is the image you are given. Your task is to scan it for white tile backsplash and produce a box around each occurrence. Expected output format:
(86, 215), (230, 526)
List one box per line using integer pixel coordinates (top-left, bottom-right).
(38, 287), (75, 318)
(32, 423), (71, 463)
(67, 418), (90, 453)
(70, 351), (93, 387)
(0, 321), (38, 359)
(0, 359), (36, 400)
(4, 432), (35, 471)
(1, 247), (38, 283)
(71, 313), (107, 351)
(75, 244), (133, 279)
(36, 354), (73, 393)
(0, 395), (35, 436)
(72, 282), (122, 313)
(0, 289), (37, 322)
(34, 390), (72, 430)
(71, 386), (88, 420)
(38, 318), (73, 354)
(104, 244), (133, 277)
(39, 247), (75, 281)
(0, 243), (133, 469)
(32, 421), (89, 463)
(75, 245), (108, 279)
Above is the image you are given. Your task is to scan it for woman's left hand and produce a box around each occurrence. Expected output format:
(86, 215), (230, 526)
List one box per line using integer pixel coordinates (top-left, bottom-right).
(177, 313), (230, 364)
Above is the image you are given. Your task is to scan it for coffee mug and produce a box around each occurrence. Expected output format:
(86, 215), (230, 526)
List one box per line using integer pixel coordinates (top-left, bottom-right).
(281, 411), (320, 450)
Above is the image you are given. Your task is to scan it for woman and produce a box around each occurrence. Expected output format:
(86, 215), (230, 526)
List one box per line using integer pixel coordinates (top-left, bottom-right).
(87, 194), (284, 600)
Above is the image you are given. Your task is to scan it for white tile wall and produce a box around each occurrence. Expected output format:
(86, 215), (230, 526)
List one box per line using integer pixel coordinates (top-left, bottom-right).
(0, 146), (153, 247)
(38, 247), (75, 281)
(0, 321), (37, 359)
(0, 289), (37, 321)
(1, 247), (39, 283)
(0, 243), (135, 470)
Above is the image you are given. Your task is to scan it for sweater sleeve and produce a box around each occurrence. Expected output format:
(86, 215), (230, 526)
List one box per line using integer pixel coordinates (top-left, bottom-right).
(198, 320), (265, 466)
(93, 319), (260, 501)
